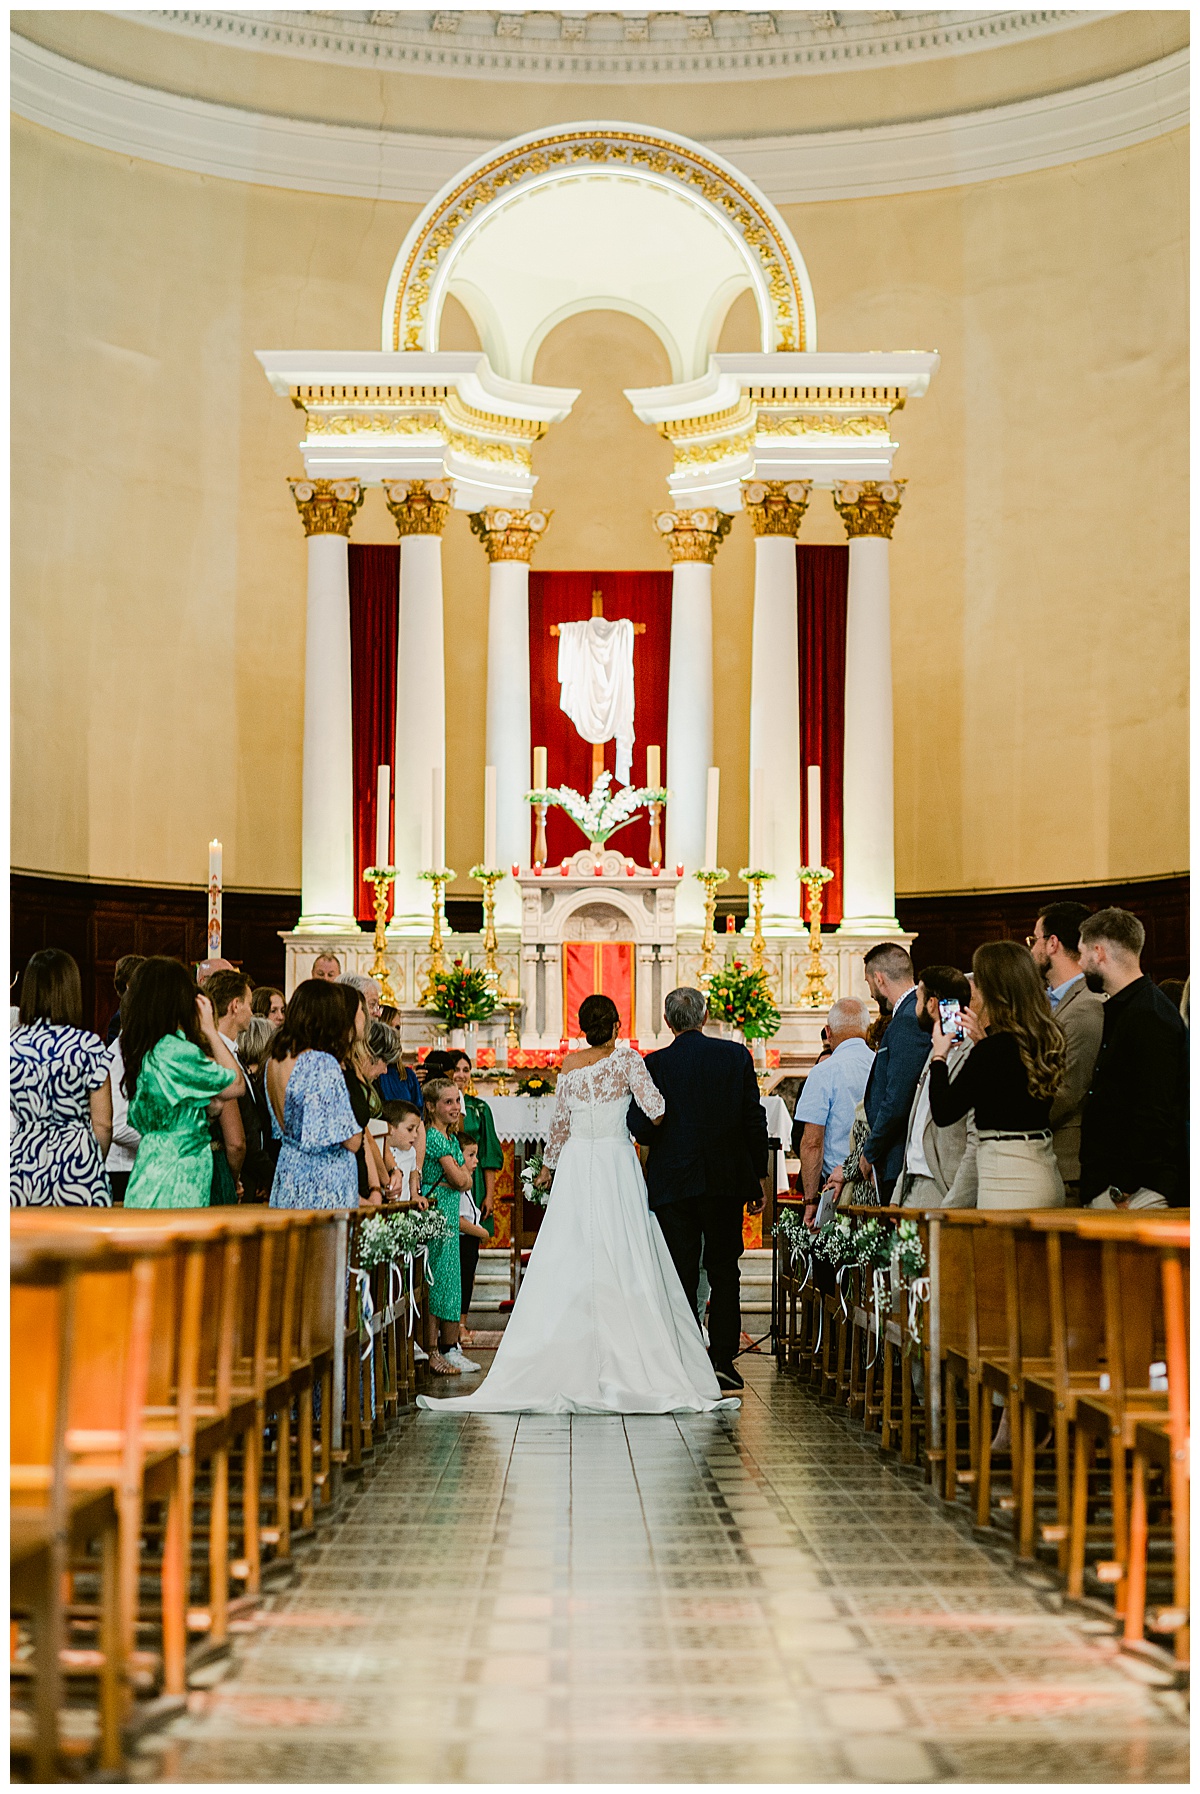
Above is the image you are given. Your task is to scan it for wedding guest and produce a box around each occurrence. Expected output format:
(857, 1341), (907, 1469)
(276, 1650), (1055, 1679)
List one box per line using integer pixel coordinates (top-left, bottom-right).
(378, 1040), (424, 1111)
(311, 953), (341, 982)
(898, 966), (977, 1208)
(251, 985), (286, 1028)
(236, 1014), (279, 1200)
(1078, 908), (1189, 1209)
(105, 952), (145, 1044)
(420, 1077), (477, 1375)
(457, 1132), (491, 1337)
(379, 1004), (400, 1028)
(206, 970), (255, 1203)
(860, 944), (929, 1203)
(1158, 977), (1186, 1010)
(11, 948), (113, 1207)
(1028, 902), (1104, 1204)
(105, 1035), (141, 1206)
(122, 958), (243, 1210)
(381, 1101), (425, 1205)
(792, 998), (872, 1226)
(929, 940), (1066, 1208)
(267, 979), (362, 1209)
(446, 1050), (503, 1249)
(339, 983), (385, 1201)
(197, 957), (235, 987)
(339, 971), (382, 1020)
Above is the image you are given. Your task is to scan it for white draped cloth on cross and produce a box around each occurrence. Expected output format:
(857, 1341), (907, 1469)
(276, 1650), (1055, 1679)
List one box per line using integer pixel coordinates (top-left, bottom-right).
(556, 616), (636, 784)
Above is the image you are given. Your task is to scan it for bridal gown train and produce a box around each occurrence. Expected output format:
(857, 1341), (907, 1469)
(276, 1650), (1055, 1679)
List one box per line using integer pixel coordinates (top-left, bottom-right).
(417, 1042), (736, 1415)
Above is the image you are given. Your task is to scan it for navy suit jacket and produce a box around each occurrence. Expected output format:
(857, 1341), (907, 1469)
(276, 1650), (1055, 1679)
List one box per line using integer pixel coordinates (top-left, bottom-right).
(627, 1029), (769, 1213)
(862, 987), (930, 1190)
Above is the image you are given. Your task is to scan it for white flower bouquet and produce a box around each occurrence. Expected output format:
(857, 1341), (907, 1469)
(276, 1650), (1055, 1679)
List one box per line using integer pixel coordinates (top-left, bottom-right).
(521, 1150), (548, 1207)
(527, 771), (668, 848)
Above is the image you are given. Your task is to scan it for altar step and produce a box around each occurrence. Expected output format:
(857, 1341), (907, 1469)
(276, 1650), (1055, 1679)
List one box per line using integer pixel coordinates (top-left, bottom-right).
(468, 1248), (773, 1321)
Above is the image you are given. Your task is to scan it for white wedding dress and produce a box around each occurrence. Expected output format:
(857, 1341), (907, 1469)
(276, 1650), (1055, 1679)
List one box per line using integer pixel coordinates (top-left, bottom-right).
(416, 1042), (736, 1415)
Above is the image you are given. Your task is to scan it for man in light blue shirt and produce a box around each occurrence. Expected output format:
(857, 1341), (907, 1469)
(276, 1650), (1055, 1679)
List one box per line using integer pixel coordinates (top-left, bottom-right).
(791, 997), (874, 1221)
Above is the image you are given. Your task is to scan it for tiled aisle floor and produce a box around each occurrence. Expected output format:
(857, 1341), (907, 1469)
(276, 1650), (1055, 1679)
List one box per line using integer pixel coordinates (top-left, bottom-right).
(141, 1354), (1187, 1784)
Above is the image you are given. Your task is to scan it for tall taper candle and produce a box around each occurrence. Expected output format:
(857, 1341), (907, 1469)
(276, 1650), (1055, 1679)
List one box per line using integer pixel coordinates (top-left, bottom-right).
(532, 745), (547, 791)
(484, 764), (497, 867)
(646, 744), (660, 790)
(807, 764), (822, 867)
(207, 838), (223, 957)
(704, 767), (720, 868)
(432, 766), (445, 871)
(750, 767), (764, 869)
(375, 765), (390, 868)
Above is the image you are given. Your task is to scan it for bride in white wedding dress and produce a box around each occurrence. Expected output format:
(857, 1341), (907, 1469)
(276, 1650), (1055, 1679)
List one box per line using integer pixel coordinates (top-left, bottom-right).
(417, 998), (736, 1416)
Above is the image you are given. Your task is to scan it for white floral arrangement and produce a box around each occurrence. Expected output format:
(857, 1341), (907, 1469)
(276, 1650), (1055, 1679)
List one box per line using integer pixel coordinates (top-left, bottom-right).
(520, 1150), (549, 1207)
(527, 771), (668, 847)
(394, 1209), (452, 1256)
(799, 865), (835, 884)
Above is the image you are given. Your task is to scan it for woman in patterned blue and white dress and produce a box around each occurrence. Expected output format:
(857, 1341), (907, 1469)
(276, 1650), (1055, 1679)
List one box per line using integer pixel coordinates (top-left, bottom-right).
(11, 949), (113, 1207)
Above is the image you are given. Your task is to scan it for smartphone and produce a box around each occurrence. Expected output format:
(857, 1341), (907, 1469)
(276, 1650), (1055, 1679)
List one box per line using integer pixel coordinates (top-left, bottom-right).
(938, 998), (965, 1042)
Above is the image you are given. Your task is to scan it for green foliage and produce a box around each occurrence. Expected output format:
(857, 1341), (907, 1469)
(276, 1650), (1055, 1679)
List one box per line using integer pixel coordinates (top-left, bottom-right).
(423, 958), (497, 1025)
(705, 958), (781, 1040)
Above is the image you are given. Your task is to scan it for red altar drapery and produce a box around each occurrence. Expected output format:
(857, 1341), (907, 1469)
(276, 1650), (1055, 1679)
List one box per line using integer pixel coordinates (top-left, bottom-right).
(528, 571), (672, 868)
(563, 941), (635, 1041)
(348, 545), (401, 923)
(796, 545), (849, 928)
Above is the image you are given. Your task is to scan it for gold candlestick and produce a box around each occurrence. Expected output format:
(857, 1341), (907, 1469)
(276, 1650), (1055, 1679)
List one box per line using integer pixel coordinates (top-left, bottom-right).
(418, 866), (454, 999)
(800, 865), (835, 1009)
(470, 864), (505, 981)
(363, 865), (398, 1004)
(738, 867), (774, 976)
(694, 867), (728, 986)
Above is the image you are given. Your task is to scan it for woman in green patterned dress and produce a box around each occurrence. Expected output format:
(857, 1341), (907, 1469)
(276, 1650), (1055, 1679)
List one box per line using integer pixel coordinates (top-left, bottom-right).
(122, 958), (244, 1209)
(420, 1077), (475, 1377)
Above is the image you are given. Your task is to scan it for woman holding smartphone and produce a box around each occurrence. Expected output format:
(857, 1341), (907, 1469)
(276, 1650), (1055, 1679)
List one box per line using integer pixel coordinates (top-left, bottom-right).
(929, 939), (1068, 1208)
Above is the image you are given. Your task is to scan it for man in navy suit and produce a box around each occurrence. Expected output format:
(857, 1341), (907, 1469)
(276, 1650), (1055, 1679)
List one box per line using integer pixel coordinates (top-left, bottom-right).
(627, 987), (769, 1390)
(860, 943), (930, 1204)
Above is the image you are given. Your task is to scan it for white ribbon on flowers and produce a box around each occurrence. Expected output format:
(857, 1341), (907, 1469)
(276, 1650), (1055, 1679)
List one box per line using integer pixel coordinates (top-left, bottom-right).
(836, 1263), (853, 1321)
(352, 1267), (375, 1365)
(907, 1274), (931, 1342)
(865, 1266), (888, 1370)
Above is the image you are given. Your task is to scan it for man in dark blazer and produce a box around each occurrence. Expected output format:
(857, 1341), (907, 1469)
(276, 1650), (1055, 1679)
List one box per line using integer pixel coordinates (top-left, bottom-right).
(627, 986), (769, 1390)
(859, 943), (930, 1204)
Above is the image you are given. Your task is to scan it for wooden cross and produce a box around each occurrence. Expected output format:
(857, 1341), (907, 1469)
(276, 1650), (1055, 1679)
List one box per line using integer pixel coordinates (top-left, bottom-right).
(550, 589), (646, 786)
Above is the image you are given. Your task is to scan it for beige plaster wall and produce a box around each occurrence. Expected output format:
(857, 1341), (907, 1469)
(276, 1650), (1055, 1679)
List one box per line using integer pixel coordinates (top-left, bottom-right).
(11, 113), (1188, 901)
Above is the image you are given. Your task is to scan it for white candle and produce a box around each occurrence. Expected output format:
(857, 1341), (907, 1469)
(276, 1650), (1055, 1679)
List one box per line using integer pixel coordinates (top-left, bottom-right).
(704, 767), (720, 868)
(375, 764), (390, 868)
(532, 745), (547, 791)
(420, 789), (432, 872)
(484, 765), (497, 867)
(207, 838), (222, 956)
(750, 767), (764, 870)
(432, 766), (445, 871)
(646, 745), (660, 790)
(807, 764), (822, 866)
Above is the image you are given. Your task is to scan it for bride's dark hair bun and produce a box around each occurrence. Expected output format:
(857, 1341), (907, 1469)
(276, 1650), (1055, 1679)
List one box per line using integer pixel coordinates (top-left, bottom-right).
(579, 994), (620, 1047)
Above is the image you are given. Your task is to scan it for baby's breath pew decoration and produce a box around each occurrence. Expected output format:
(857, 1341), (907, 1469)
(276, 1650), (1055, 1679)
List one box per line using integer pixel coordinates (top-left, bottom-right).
(357, 1212), (403, 1270)
(894, 1217), (926, 1283)
(394, 1209), (452, 1256)
(851, 1217), (895, 1273)
(811, 1212), (857, 1269)
(773, 1203), (810, 1268)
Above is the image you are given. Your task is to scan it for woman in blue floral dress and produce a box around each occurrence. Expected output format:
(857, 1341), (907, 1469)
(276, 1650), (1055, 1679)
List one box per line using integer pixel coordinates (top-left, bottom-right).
(267, 980), (363, 1209)
(10, 949), (113, 1206)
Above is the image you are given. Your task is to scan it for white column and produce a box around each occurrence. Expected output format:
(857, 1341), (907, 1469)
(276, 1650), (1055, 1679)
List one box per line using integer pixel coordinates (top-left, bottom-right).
(836, 481), (905, 932)
(745, 481), (809, 930)
(657, 509), (731, 930)
(391, 533), (446, 931)
(472, 508), (550, 931)
(290, 480), (362, 934)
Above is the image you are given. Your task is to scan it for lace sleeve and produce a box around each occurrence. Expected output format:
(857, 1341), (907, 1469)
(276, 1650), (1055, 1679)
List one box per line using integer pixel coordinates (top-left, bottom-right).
(623, 1046), (665, 1121)
(542, 1083), (572, 1169)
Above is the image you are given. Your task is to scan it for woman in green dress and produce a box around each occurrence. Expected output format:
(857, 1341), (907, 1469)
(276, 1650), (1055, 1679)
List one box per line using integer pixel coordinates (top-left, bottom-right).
(121, 958), (244, 1209)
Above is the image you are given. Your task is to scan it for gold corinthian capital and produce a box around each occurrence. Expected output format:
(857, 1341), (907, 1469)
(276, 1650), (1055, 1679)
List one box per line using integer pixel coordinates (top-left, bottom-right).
(832, 479), (907, 540)
(288, 477), (364, 537)
(654, 508), (734, 565)
(468, 507), (551, 563)
(383, 479), (453, 537)
(741, 479), (813, 538)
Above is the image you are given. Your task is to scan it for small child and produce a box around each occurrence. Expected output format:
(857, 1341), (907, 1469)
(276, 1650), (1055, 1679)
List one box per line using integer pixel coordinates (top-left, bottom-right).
(457, 1132), (490, 1343)
(380, 1100), (425, 1205)
(420, 1078), (478, 1377)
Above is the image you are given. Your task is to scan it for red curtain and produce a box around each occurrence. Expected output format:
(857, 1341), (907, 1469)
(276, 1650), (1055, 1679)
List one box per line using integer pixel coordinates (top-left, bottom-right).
(563, 942), (635, 1042)
(797, 545), (849, 928)
(528, 572), (672, 867)
(348, 545), (401, 923)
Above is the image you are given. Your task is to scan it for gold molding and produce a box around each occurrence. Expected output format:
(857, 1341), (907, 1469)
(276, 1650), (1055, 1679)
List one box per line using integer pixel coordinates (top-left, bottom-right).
(441, 391), (546, 443)
(288, 477), (363, 537)
(291, 385), (450, 405)
(656, 395), (756, 443)
(468, 506), (551, 563)
(671, 430), (755, 469)
(383, 478), (454, 537)
(832, 479), (907, 540)
(758, 412), (892, 438)
(445, 430), (533, 471)
(741, 480), (812, 538)
(392, 129), (806, 354)
(749, 385), (905, 408)
(654, 508), (733, 565)
(304, 411), (441, 436)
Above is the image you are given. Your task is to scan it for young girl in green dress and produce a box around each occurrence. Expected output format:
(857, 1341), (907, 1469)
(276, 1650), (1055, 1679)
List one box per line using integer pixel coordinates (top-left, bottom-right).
(420, 1078), (476, 1377)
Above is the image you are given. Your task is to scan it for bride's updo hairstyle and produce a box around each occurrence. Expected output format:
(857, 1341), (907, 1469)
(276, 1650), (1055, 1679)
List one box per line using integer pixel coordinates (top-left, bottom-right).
(579, 994), (620, 1047)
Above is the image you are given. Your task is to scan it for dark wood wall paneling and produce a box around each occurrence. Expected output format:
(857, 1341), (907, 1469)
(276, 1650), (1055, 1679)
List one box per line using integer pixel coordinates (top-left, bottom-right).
(10, 874), (301, 1038)
(10, 871), (1189, 1038)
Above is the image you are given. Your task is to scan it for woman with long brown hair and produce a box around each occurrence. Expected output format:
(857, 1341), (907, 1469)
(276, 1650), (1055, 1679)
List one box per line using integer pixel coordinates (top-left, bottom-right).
(11, 948), (113, 1206)
(267, 980), (363, 1209)
(929, 938), (1068, 1208)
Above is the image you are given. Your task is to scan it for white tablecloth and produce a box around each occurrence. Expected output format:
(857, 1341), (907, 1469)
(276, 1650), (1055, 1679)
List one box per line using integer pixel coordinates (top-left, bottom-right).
(487, 1089), (793, 1193)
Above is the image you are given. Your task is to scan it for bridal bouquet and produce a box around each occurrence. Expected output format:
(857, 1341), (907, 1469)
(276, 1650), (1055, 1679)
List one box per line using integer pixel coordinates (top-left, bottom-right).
(528, 771), (666, 848)
(520, 1150), (549, 1207)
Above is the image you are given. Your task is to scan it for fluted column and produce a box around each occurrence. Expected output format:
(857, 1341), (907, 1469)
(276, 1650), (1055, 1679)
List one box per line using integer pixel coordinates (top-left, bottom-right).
(470, 507), (551, 930)
(289, 478), (363, 933)
(655, 507), (733, 930)
(384, 480), (452, 934)
(744, 480), (812, 930)
(833, 480), (906, 933)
